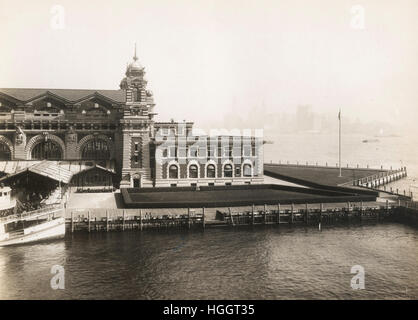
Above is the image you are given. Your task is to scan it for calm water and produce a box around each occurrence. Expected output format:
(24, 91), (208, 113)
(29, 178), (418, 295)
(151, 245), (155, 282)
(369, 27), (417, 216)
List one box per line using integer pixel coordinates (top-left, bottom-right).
(264, 133), (418, 197)
(0, 224), (417, 299)
(0, 133), (417, 300)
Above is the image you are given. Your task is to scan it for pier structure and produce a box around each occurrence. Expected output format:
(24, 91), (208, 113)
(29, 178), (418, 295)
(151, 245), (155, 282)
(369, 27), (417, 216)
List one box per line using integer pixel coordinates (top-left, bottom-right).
(65, 200), (418, 232)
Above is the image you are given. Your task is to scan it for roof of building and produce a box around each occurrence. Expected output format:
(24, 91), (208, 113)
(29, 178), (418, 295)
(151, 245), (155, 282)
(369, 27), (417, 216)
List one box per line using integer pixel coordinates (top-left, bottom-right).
(0, 160), (116, 184)
(0, 88), (126, 103)
(28, 161), (74, 184)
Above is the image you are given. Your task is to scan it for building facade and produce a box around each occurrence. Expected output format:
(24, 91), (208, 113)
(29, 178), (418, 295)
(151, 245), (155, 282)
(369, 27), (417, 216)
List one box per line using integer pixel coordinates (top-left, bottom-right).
(0, 49), (263, 188)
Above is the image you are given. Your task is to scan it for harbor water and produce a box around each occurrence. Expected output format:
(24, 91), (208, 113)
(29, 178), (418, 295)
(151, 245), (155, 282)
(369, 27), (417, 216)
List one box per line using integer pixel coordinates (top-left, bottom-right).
(0, 223), (417, 299)
(0, 132), (417, 299)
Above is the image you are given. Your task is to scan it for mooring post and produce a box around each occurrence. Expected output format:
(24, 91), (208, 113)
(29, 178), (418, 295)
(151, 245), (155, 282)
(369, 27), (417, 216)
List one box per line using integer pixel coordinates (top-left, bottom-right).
(252, 204), (255, 225)
(202, 207), (205, 230)
(305, 203), (308, 224)
(71, 210), (74, 233)
(386, 200), (389, 216)
(228, 207), (233, 226)
(188, 208), (191, 229)
(106, 210), (109, 232)
(140, 209), (143, 231)
(88, 210), (90, 233)
(277, 203), (281, 224)
(122, 209), (125, 231)
(290, 203), (294, 224)
(319, 203), (323, 224)
(264, 204), (267, 224)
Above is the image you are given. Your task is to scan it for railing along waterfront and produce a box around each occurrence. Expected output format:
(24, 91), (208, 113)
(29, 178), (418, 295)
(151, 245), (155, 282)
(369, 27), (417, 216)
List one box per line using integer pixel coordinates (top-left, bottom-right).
(0, 204), (63, 224)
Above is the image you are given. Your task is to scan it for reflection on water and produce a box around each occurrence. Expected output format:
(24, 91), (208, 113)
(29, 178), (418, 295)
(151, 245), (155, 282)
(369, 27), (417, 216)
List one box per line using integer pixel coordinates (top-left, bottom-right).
(0, 223), (417, 299)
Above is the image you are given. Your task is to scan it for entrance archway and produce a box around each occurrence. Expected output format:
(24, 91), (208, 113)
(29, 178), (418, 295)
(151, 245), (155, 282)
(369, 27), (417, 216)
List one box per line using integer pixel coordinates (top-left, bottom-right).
(31, 140), (63, 160)
(0, 142), (11, 160)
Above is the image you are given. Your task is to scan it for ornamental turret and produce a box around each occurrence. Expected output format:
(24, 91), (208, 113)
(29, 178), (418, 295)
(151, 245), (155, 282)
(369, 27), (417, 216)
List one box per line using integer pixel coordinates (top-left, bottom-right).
(120, 44), (155, 118)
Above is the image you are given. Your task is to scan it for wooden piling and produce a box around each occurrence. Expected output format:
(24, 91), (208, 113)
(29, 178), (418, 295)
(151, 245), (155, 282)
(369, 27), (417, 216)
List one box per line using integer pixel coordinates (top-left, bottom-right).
(122, 209), (125, 231)
(305, 203), (308, 224)
(71, 210), (74, 233)
(319, 203), (323, 223)
(228, 207), (234, 226)
(202, 207), (205, 230)
(140, 209), (143, 231)
(252, 204), (255, 225)
(106, 210), (109, 232)
(264, 204), (267, 224)
(290, 203), (294, 224)
(188, 208), (191, 229)
(88, 210), (90, 233)
(277, 203), (281, 224)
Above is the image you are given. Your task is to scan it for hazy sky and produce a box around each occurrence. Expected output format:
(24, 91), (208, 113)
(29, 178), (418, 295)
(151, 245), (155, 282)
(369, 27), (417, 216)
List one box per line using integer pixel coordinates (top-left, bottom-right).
(0, 0), (417, 129)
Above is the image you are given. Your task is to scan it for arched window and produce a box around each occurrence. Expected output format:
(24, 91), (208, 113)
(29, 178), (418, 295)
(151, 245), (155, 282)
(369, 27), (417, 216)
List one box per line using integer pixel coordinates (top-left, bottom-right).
(224, 164), (233, 177)
(32, 140), (62, 160)
(243, 164), (252, 177)
(189, 164), (198, 178)
(0, 142), (11, 160)
(169, 165), (179, 179)
(81, 138), (110, 160)
(206, 164), (216, 178)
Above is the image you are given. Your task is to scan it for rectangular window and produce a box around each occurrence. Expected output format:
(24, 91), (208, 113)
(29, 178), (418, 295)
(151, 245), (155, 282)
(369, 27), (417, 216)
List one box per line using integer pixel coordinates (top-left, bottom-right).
(243, 145), (252, 157)
(161, 128), (170, 136)
(235, 166), (241, 177)
(207, 147), (216, 157)
(134, 155), (139, 163)
(134, 142), (139, 151)
(177, 126), (185, 136)
(232, 147), (241, 157)
(189, 147), (198, 158)
(222, 147), (232, 157)
(170, 183), (177, 187)
(169, 146), (177, 157)
(178, 147), (187, 158)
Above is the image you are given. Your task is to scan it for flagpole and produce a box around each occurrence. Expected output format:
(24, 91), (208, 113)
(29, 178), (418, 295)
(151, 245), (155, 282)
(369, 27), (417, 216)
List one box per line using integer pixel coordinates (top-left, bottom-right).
(339, 109), (342, 177)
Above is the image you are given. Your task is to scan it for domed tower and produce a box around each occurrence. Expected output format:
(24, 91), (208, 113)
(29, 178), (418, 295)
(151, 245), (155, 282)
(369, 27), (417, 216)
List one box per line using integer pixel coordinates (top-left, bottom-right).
(119, 44), (157, 188)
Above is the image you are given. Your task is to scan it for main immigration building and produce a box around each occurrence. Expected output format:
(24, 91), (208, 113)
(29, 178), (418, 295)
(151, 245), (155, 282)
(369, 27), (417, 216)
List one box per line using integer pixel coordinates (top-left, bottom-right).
(0, 49), (263, 189)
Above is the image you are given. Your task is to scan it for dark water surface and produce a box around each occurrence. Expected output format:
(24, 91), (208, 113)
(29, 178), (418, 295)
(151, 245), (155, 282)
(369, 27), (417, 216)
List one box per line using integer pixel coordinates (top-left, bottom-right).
(0, 223), (417, 299)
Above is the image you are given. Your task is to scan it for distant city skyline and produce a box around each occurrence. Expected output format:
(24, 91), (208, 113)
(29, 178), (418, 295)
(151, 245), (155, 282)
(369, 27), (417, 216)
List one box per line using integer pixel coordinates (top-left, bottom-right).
(0, 0), (416, 131)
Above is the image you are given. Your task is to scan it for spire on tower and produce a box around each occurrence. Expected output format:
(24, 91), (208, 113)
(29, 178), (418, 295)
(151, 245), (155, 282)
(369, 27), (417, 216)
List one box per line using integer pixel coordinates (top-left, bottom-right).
(133, 43), (138, 61)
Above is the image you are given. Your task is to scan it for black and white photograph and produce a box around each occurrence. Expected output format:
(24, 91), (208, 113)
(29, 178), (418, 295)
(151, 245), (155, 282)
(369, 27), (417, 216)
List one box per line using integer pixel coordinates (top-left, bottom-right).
(0, 0), (417, 306)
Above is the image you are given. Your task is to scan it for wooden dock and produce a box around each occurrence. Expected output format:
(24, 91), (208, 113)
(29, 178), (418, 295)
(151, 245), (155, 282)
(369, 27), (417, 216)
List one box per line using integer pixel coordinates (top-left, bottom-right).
(65, 201), (418, 232)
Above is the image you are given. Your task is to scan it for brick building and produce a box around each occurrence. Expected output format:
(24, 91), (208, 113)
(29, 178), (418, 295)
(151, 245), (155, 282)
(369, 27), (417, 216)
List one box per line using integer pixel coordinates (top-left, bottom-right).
(0, 48), (264, 188)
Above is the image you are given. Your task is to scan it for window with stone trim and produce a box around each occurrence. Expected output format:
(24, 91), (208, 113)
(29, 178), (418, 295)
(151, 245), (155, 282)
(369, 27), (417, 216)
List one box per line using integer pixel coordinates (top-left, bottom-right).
(206, 164), (216, 178)
(189, 164), (198, 178)
(169, 165), (179, 179)
(224, 164), (233, 177)
(243, 164), (252, 177)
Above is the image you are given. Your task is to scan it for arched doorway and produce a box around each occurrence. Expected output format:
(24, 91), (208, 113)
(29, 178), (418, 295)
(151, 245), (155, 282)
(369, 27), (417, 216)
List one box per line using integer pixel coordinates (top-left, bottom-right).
(31, 140), (63, 160)
(0, 142), (11, 160)
(81, 138), (110, 160)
